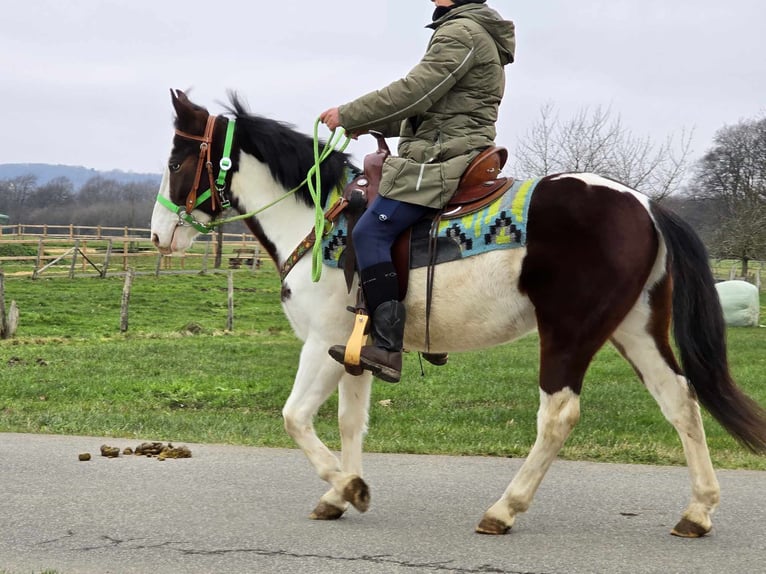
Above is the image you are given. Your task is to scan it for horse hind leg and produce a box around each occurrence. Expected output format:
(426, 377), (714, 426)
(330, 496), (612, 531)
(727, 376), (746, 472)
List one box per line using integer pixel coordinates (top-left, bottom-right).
(611, 280), (720, 537)
(478, 319), (597, 534)
(477, 385), (581, 534)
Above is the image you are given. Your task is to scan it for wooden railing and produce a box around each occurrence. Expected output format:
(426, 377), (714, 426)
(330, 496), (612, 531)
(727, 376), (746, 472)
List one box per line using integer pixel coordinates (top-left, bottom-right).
(0, 224), (264, 278)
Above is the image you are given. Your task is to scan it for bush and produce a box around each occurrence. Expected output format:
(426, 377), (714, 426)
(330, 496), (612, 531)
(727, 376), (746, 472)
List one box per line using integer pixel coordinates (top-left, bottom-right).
(0, 243), (37, 257)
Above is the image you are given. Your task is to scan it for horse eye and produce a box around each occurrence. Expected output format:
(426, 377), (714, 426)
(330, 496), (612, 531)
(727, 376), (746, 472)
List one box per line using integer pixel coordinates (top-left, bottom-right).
(169, 162), (181, 173)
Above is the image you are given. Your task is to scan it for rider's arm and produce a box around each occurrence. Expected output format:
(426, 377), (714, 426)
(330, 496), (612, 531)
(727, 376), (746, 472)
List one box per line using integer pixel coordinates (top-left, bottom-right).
(337, 21), (476, 134)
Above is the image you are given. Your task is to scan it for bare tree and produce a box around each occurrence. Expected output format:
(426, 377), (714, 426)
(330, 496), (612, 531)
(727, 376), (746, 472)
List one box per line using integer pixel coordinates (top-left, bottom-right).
(513, 103), (693, 200)
(689, 115), (766, 276)
(0, 175), (38, 220)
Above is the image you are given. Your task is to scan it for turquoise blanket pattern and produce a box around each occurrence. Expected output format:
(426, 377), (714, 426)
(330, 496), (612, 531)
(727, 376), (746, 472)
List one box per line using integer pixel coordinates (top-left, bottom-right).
(321, 177), (541, 267)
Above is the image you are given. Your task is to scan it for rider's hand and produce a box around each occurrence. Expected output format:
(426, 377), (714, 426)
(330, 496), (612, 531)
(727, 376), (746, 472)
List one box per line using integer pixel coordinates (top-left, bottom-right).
(319, 107), (342, 131)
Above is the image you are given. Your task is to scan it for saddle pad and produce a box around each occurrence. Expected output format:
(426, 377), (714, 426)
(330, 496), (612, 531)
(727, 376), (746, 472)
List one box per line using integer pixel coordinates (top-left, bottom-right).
(322, 177), (541, 270)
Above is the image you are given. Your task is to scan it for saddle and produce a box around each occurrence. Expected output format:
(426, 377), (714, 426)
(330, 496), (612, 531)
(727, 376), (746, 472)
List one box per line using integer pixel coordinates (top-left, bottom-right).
(332, 133), (514, 297)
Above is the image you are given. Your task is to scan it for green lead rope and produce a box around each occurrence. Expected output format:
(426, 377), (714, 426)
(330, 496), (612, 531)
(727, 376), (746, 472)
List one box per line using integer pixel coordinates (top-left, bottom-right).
(306, 120), (351, 282)
(157, 118), (350, 282)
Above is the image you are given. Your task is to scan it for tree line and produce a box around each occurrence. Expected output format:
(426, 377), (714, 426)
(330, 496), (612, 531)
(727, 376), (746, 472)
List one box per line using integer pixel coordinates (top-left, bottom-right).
(1, 110), (764, 272)
(0, 175), (158, 229)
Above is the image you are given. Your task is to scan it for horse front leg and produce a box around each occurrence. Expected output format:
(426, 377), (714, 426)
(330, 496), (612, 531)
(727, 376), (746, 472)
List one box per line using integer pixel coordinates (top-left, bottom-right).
(478, 387), (581, 534)
(282, 337), (372, 520)
(311, 371), (374, 520)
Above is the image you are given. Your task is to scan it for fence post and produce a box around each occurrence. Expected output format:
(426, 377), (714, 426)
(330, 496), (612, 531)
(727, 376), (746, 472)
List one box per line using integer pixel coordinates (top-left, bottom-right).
(69, 239), (80, 279)
(155, 254), (163, 276)
(35, 237), (44, 270)
(0, 271), (6, 338)
(214, 228), (223, 269)
(120, 269), (135, 333)
(757, 269), (762, 291)
(122, 227), (129, 271)
(227, 271), (234, 331)
(202, 241), (210, 274)
(102, 239), (113, 278)
(729, 265), (736, 280)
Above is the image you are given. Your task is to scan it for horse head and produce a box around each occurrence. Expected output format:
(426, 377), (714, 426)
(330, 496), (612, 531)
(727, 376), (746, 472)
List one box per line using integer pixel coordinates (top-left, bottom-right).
(151, 89), (237, 254)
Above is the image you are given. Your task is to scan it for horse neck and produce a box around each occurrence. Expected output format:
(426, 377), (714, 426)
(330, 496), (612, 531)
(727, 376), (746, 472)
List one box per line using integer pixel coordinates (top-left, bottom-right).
(230, 152), (316, 266)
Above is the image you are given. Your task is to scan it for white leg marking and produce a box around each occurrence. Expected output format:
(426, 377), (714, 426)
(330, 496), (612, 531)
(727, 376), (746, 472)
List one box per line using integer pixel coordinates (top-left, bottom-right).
(613, 300), (720, 530)
(282, 336), (354, 492)
(482, 388), (580, 529)
(317, 371), (373, 510)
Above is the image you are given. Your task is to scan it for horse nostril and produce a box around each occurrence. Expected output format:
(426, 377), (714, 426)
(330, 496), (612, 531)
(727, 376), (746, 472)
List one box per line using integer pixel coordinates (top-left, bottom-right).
(151, 233), (160, 246)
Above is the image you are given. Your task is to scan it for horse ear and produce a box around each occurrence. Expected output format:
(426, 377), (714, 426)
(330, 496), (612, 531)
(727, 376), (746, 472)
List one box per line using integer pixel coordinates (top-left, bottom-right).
(170, 89), (188, 115)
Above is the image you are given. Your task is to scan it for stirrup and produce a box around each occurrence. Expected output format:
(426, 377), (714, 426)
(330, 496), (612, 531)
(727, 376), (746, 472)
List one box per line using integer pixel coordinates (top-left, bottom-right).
(341, 309), (369, 376)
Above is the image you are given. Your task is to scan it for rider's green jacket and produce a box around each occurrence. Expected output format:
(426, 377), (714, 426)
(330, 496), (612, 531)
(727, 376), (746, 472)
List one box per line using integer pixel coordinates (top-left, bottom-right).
(337, 3), (515, 208)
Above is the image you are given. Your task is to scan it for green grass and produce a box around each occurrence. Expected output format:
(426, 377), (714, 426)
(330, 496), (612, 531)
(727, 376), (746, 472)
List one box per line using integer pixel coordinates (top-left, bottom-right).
(1, 268), (765, 469)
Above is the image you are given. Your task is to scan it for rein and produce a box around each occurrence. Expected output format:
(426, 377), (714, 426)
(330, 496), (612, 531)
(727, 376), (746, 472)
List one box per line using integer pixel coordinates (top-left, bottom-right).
(156, 115), (350, 282)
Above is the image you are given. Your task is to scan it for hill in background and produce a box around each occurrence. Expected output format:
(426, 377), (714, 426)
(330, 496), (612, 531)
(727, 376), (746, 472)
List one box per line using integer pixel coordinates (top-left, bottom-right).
(0, 163), (161, 190)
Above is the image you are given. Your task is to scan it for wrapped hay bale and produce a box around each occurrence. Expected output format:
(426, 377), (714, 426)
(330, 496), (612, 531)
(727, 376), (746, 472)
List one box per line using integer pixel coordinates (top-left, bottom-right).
(714, 280), (760, 327)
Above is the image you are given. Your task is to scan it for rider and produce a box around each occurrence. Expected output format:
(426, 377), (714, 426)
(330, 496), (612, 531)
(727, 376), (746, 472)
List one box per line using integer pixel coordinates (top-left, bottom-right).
(320, 0), (515, 383)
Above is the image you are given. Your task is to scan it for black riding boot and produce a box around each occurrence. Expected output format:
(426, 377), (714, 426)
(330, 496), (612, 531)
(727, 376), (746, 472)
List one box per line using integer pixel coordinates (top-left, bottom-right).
(358, 300), (406, 382)
(329, 300), (406, 383)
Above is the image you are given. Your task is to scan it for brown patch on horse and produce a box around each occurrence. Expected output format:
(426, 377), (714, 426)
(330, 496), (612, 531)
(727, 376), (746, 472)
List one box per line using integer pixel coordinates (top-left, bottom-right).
(281, 283), (292, 302)
(520, 176), (658, 395)
(647, 274), (684, 375)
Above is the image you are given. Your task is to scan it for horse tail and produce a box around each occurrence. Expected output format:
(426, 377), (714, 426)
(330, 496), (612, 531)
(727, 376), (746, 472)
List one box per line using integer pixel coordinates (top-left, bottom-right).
(650, 202), (766, 453)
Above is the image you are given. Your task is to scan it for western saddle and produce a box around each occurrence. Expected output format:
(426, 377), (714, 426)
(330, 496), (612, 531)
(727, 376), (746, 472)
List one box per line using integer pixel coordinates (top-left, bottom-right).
(330, 132), (514, 296)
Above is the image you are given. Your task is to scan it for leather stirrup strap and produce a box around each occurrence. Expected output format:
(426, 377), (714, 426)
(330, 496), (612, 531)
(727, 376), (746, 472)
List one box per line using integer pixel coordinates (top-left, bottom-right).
(424, 214), (442, 352)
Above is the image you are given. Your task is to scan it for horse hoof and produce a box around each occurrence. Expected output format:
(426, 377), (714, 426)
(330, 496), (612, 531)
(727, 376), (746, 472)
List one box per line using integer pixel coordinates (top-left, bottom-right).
(309, 501), (345, 521)
(476, 516), (511, 535)
(343, 476), (371, 513)
(671, 518), (711, 538)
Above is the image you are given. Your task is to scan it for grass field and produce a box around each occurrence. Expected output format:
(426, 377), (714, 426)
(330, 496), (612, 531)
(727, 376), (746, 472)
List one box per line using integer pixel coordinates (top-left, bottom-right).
(1, 266), (765, 469)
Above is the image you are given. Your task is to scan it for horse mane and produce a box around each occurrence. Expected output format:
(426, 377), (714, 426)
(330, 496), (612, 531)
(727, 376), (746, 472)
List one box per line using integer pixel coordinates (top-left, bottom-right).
(224, 93), (351, 208)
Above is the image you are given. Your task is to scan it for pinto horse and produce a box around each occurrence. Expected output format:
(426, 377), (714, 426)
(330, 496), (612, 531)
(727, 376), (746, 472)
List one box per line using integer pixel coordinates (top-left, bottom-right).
(151, 90), (766, 537)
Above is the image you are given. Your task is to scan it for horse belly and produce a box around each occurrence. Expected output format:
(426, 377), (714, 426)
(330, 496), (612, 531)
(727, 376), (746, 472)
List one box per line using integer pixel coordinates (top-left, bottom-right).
(403, 249), (537, 353)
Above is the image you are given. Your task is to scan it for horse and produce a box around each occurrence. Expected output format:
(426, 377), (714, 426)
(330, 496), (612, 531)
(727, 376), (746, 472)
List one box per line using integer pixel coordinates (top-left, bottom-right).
(151, 89), (766, 537)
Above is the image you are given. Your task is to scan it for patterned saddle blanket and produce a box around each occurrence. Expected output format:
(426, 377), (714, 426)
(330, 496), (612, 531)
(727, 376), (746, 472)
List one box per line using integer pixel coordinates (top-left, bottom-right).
(321, 177), (541, 270)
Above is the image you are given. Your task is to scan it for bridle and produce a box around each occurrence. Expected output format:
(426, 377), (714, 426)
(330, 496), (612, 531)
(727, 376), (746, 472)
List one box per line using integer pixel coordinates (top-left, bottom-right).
(156, 110), (352, 282)
(155, 114), (236, 233)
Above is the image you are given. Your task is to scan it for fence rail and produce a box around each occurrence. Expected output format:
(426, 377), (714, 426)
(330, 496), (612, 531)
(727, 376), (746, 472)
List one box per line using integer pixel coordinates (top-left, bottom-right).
(0, 224), (264, 278)
(1, 224), (763, 288)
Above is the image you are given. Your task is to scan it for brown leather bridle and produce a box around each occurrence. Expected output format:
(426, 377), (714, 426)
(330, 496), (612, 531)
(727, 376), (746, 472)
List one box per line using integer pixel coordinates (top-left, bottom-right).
(174, 114), (223, 214)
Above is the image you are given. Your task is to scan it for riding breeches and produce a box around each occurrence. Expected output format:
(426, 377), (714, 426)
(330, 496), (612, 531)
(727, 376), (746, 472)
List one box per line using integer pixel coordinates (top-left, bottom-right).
(352, 196), (433, 270)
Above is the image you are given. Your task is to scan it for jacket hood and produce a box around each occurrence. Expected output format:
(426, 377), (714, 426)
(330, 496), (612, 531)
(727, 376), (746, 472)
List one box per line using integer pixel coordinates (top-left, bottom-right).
(428, 4), (515, 65)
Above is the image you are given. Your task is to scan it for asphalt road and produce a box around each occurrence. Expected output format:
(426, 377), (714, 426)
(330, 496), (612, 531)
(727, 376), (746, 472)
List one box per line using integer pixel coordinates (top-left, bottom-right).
(1, 433), (764, 574)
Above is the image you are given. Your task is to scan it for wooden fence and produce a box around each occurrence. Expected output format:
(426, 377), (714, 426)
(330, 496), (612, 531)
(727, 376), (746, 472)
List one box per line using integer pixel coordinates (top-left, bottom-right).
(0, 224), (264, 278)
(1, 223), (763, 288)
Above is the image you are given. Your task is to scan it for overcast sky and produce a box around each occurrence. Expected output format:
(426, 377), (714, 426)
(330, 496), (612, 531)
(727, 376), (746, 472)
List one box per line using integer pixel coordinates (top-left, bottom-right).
(2, 0), (764, 174)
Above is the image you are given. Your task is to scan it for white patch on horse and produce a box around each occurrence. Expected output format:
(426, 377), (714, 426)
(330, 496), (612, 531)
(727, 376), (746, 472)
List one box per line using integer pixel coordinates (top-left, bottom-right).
(404, 249), (537, 352)
(233, 152), (317, 267)
(550, 172), (651, 209)
(150, 167), (209, 254)
(612, 296), (720, 531)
